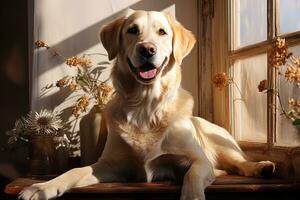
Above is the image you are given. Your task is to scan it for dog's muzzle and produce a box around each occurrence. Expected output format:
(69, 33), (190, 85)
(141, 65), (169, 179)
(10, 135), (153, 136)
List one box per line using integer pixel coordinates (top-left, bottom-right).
(127, 57), (167, 83)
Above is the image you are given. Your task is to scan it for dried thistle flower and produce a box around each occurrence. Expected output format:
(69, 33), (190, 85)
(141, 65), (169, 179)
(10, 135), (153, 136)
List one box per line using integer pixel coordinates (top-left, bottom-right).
(35, 40), (48, 48)
(212, 72), (229, 90)
(6, 110), (69, 147)
(258, 80), (268, 92)
(26, 109), (64, 135)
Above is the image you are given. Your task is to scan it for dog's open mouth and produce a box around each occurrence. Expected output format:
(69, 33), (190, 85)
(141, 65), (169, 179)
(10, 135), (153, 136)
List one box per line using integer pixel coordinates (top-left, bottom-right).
(127, 57), (167, 82)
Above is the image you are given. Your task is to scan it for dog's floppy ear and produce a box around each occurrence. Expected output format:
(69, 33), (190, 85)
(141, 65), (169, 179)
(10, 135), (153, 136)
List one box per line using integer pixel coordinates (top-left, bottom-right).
(165, 14), (196, 65)
(124, 8), (135, 17)
(100, 16), (126, 60)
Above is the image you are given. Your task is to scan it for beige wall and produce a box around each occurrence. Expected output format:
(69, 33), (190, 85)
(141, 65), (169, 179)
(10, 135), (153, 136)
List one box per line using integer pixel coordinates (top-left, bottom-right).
(32, 0), (199, 155)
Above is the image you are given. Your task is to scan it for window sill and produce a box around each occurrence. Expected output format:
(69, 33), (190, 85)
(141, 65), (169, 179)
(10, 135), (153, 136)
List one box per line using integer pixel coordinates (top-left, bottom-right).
(5, 175), (300, 200)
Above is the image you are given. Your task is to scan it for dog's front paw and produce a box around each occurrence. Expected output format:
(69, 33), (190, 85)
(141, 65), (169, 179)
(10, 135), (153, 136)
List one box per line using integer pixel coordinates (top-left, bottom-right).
(180, 184), (205, 200)
(19, 182), (66, 200)
(180, 174), (214, 200)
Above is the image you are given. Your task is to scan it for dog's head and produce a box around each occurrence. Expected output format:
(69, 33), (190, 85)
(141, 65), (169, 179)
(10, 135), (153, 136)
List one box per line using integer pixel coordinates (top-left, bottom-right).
(100, 10), (195, 85)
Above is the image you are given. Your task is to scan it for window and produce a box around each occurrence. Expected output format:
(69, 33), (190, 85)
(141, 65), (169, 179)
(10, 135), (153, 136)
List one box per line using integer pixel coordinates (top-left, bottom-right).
(207, 0), (300, 177)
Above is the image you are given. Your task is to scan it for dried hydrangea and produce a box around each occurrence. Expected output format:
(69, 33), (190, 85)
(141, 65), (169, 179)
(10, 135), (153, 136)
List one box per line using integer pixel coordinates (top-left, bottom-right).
(56, 78), (68, 87)
(72, 95), (90, 117)
(35, 40), (48, 48)
(98, 83), (113, 107)
(285, 65), (300, 83)
(269, 37), (292, 68)
(212, 72), (229, 90)
(258, 80), (268, 92)
(35, 40), (112, 119)
(66, 55), (92, 67)
(68, 79), (77, 91)
(288, 98), (300, 113)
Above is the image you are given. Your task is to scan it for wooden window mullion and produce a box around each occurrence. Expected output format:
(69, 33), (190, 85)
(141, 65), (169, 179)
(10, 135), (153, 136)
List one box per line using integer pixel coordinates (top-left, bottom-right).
(267, 0), (277, 148)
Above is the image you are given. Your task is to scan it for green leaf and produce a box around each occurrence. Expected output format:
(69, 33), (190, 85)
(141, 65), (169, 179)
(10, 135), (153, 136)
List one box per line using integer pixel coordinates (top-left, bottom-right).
(97, 61), (110, 65)
(78, 76), (90, 86)
(77, 79), (89, 92)
(78, 67), (84, 76)
(90, 66), (106, 74)
(292, 119), (300, 126)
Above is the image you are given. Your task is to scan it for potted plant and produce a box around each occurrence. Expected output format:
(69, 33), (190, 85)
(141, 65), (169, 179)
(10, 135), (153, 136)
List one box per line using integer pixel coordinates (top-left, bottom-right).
(34, 40), (113, 166)
(6, 109), (69, 175)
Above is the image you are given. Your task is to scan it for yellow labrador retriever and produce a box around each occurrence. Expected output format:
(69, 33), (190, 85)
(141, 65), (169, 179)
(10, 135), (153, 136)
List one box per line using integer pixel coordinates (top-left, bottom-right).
(20, 10), (275, 200)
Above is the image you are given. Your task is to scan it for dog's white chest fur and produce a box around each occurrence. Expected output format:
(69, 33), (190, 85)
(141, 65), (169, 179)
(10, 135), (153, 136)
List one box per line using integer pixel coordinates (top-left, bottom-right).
(119, 123), (166, 155)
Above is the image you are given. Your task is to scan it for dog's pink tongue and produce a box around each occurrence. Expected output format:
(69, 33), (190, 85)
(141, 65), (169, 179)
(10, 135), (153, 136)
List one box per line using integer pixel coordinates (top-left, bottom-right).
(139, 68), (157, 79)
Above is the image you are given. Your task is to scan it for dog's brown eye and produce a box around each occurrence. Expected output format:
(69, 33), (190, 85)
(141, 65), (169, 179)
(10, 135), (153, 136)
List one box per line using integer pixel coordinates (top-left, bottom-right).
(127, 26), (139, 34)
(158, 28), (167, 35)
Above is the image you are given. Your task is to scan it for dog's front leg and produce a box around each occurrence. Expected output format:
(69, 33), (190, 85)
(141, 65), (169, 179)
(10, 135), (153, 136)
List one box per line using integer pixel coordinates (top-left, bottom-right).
(180, 160), (215, 200)
(19, 160), (116, 200)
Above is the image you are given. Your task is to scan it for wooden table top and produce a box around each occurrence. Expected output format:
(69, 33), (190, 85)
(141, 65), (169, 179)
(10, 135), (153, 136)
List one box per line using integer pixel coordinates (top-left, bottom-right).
(5, 175), (299, 196)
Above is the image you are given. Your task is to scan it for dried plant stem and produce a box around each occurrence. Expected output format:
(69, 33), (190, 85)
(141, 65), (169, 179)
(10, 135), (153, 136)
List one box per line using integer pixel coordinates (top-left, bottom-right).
(16, 135), (29, 143)
(230, 79), (243, 99)
(46, 46), (67, 60)
(35, 40), (112, 118)
(85, 53), (108, 56)
(276, 90), (288, 117)
(273, 85), (291, 120)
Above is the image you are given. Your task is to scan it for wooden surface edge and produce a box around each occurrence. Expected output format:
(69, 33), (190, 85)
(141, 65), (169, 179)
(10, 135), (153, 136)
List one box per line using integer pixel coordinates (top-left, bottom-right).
(5, 175), (300, 195)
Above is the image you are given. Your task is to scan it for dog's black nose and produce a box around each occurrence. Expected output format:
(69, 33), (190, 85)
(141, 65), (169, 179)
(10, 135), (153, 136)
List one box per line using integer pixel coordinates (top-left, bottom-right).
(137, 42), (157, 58)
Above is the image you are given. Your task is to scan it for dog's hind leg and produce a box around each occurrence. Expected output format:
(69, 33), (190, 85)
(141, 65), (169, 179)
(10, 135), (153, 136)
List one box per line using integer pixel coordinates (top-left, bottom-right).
(191, 117), (276, 178)
(218, 148), (275, 177)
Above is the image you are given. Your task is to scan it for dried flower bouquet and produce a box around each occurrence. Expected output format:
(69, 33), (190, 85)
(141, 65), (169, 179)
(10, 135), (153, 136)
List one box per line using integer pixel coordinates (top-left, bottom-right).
(6, 109), (69, 148)
(212, 37), (300, 126)
(35, 40), (113, 118)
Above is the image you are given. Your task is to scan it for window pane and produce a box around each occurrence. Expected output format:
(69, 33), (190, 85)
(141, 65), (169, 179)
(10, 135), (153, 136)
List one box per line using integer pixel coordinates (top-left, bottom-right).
(276, 45), (300, 146)
(233, 0), (267, 49)
(231, 54), (268, 142)
(279, 0), (300, 34)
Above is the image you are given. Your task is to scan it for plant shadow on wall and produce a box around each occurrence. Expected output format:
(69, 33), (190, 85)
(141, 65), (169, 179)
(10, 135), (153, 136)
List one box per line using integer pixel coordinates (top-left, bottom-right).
(33, 0), (176, 158)
(35, 0), (175, 75)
